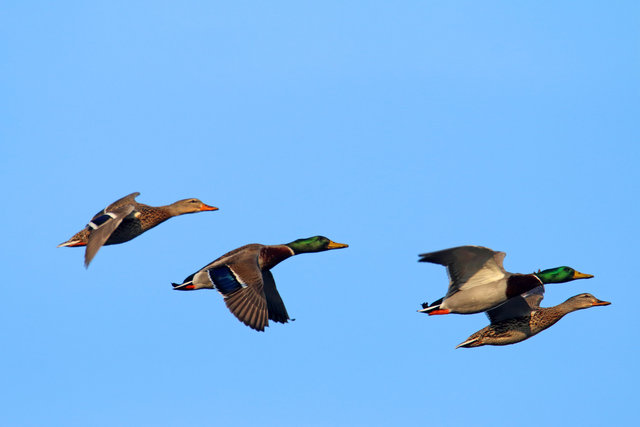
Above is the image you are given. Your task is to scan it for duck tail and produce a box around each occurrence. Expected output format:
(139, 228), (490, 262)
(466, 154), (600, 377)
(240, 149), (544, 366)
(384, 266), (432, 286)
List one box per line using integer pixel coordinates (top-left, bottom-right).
(456, 338), (480, 349)
(172, 281), (193, 290)
(57, 239), (86, 248)
(172, 272), (197, 290)
(57, 229), (89, 248)
(417, 297), (444, 314)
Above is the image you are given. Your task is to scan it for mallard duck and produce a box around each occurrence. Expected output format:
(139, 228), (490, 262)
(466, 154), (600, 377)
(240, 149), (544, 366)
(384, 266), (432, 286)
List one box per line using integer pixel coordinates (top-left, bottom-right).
(172, 236), (349, 331)
(58, 192), (218, 267)
(418, 246), (593, 315)
(456, 286), (611, 348)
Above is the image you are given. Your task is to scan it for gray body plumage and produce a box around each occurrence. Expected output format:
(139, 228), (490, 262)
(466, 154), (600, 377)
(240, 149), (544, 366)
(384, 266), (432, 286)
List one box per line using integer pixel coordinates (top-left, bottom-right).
(419, 246), (535, 314)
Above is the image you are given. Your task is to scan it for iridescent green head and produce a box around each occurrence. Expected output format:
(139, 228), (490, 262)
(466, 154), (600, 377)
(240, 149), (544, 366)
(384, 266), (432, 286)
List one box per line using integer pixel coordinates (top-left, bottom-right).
(534, 266), (594, 284)
(286, 236), (349, 254)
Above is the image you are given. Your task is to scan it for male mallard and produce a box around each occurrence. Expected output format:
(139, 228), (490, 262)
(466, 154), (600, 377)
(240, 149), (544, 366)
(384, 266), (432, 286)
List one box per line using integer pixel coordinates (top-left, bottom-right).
(172, 236), (348, 331)
(456, 286), (611, 348)
(58, 192), (218, 267)
(418, 246), (593, 315)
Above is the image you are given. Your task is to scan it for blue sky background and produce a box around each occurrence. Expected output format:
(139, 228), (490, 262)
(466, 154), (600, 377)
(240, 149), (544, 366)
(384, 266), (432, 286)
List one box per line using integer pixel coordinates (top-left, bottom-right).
(2, 1), (638, 426)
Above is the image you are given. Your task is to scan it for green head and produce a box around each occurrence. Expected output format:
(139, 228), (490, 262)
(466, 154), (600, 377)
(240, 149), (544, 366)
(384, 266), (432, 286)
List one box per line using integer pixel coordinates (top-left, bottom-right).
(286, 236), (349, 254)
(534, 266), (594, 284)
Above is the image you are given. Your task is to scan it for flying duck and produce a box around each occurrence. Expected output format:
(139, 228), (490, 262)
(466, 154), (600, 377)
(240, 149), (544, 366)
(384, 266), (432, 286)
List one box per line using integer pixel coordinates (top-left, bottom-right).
(172, 236), (348, 331)
(418, 245), (593, 315)
(456, 286), (610, 348)
(58, 192), (217, 267)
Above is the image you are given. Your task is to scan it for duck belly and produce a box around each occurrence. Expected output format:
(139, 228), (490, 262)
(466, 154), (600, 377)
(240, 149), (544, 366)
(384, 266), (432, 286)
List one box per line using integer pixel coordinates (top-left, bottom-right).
(480, 326), (531, 346)
(104, 219), (144, 245)
(443, 286), (506, 314)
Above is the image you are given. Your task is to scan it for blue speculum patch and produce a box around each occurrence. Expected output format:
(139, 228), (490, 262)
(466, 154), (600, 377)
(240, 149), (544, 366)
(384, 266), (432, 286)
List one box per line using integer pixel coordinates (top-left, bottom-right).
(90, 214), (112, 227)
(208, 266), (243, 295)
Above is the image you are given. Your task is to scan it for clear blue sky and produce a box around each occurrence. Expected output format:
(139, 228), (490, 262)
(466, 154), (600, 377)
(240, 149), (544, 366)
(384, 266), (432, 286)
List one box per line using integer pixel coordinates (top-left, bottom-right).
(2, 1), (638, 426)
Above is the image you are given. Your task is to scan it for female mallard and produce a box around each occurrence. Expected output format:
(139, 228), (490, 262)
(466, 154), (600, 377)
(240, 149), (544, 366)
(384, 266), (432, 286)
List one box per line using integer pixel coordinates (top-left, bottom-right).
(172, 236), (348, 331)
(456, 286), (611, 348)
(58, 192), (218, 267)
(418, 246), (593, 315)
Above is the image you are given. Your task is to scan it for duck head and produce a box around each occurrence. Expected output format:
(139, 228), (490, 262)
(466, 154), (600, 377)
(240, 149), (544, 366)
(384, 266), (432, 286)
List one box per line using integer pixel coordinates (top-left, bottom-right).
(534, 266), (594, 284)
(563, 293), (611, 310)
(168, 198), (218, 215)
(286, 236), (349, 254)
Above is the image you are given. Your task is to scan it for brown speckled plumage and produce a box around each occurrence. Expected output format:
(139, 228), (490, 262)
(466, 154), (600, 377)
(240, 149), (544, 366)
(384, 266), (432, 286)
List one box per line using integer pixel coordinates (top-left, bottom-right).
(58, 192), (217, 267)
(457, 287), (611, 348)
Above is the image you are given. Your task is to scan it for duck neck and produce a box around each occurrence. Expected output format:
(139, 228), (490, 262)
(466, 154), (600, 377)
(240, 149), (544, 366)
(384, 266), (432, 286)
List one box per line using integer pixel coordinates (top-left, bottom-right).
(538, 296), (587, 326)
(259, 245), (295, 270)
(164, 203), (187, 217)
(505, 274), (543, 299)
(553, 297), (588, 317)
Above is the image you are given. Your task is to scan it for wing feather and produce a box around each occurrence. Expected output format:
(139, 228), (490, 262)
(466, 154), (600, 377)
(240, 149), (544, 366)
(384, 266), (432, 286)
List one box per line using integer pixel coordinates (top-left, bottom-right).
(262, 270), (290, 324)
(84, 205), (135, 267)
(522, 285), (545, 308)
(183, 244), (288, 331)
(105, 192), (141, 210)
(485, 296), (534, 324)
(223, 286), (268, 331)
(419, 246), (507, 295)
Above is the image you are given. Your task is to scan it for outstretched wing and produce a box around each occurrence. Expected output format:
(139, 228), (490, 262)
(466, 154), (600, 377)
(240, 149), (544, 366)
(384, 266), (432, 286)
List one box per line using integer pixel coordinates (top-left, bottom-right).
(223, 284), (269, 332)
(262, 270), (290, 324)
(485, 296), (533, 324)
(106, 192), (140, 210)
(182, 244), (290, 331)
(419, 246), (507, 295)
(485, 285), (545, 324)
(204, 247), (270, 331)
(522, 285), (545, 309)
(84, 205), (135, 267)
(90, 192), (140, 219)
